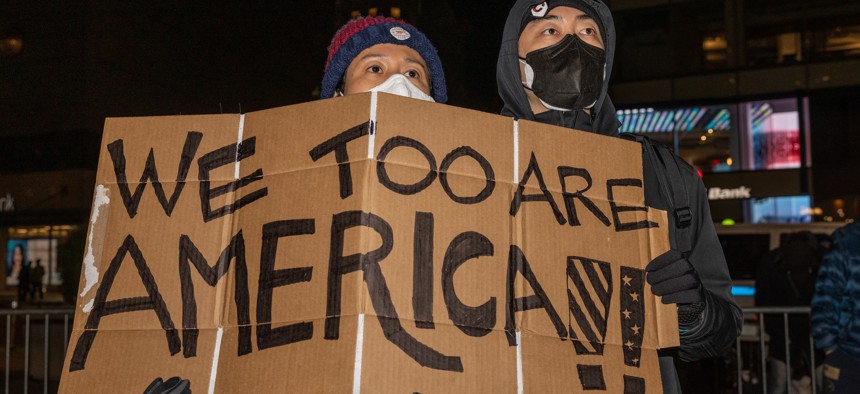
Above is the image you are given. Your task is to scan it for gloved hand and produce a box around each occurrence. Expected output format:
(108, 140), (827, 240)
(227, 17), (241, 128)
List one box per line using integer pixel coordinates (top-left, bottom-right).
(143, 377), (191, 394)
(645, 250), (703, 305)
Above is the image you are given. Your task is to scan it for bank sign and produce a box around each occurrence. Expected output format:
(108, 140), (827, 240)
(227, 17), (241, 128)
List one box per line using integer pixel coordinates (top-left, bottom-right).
(708, 186), (752, 200)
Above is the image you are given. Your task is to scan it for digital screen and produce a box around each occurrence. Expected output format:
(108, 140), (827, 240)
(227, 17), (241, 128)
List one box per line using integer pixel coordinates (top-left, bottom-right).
(5, 238), (60, 288)
(731, 286), (756, 297)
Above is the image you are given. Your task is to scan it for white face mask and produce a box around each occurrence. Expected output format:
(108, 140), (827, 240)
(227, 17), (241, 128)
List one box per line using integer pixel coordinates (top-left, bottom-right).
(368, 74), (435, 102)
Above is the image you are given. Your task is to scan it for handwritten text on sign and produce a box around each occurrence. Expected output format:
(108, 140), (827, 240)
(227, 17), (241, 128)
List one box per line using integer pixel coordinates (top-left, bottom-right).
(63, 95), (673, 393)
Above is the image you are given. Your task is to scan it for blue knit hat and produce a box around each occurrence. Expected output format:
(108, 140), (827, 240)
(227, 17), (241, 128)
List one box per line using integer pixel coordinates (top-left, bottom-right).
(321, 16), (447, 103)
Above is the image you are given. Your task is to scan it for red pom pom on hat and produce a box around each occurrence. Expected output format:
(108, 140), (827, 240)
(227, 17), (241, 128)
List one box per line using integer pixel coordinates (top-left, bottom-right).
(325, 16), (407, 71)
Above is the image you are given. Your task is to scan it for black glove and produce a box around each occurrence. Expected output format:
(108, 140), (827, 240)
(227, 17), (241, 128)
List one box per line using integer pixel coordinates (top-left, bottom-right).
(645, 250), (703, 305)
(144, 377), (191, 394)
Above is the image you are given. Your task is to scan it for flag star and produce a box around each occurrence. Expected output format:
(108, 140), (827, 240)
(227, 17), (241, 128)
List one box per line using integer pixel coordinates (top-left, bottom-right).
(625, 340), (634, 350)
(632, 358), (639, 365)
(623, 309), (632, 319)
(622, 275), (632, 286)
(630, 292), (640, 302)
(631, 324), (641, 335)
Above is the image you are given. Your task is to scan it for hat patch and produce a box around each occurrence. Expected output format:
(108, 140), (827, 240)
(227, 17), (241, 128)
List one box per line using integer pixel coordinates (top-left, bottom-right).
(389, 27), (411, 41)
(531, 2), (548, 17)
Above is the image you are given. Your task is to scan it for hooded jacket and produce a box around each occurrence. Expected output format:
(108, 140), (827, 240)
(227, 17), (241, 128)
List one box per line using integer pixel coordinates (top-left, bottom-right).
(497, 1), (743, 392)
(812, 222), (860, 360)
(497, 0), (621, 136)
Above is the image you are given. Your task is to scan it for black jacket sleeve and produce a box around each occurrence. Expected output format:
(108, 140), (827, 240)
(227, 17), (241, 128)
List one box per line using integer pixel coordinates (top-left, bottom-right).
(676, 171), (743, 361)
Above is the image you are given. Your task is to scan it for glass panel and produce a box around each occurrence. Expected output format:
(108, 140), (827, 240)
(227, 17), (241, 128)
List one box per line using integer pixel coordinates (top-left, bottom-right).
(742, 98), (802, 170)
(617, 108), (675, 148)
(702, 32), (729, 70)
(4, 225), (80, 289)
(618, 104), (739, 174)
(809, 22), (860, 62)
(817, 197), (860, 223)
(5, 238), (59, 288)
(613, 1), (724, 80)
(750, 195), (812, 223)
(677, 105), (738, 173)
(745, 30), (803, 67)
(744, 0), (805, 67)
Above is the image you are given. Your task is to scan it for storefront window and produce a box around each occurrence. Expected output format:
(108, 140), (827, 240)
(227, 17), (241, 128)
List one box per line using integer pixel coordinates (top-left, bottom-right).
(618, 105), (738, 174)
(817, 197), (860, 223)
(750, 195), (812, 223)
(617, 108), (675, 147)
(678, 106), (736, 174)
(4, 225), (78, 289)
(620, 96), (809, 176)
(741, 98), (803, 170)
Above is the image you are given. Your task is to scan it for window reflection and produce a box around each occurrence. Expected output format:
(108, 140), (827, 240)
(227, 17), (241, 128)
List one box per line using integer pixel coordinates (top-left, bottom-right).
(742, 98), (802, 170)
(810, 23), (860, 61)
(750, 196), (812, 223)
(618, 97), (808, 174)
(617, 105), (737, 174)
(702, 33), (729, 70)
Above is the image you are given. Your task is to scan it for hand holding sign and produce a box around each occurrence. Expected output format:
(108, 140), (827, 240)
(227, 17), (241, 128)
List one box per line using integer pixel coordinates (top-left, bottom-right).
(645, 249), (704, 305)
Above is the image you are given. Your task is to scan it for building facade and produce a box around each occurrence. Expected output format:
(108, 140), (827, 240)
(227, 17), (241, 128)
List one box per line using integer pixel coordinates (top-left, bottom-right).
(609, 0), (860, 225)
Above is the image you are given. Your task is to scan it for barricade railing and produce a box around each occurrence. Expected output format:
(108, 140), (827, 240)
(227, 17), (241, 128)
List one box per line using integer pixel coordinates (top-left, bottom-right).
(0, 306), (817, 393)
(0, 308), (74, 394)
(737, 306), (815, 394)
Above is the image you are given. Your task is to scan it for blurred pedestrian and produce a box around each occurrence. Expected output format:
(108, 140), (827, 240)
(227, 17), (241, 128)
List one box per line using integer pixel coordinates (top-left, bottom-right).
(320, 15), (446, 102)
(18, 259), (31, 302)
(757, 231), (824, 393)
(31, 259), (45, 301)
(812, 222), (860, 393)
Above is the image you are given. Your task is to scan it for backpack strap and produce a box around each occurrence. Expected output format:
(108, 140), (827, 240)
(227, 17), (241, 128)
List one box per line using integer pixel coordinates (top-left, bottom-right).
(621, 133), (694, 255)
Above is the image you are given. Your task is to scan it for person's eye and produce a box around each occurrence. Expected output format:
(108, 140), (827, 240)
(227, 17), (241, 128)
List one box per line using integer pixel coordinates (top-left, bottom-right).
(404, 69), (421, 78)
(580, 27), (597, 36)
(541, 27), (558, 35)
(367, 64), (384, 74)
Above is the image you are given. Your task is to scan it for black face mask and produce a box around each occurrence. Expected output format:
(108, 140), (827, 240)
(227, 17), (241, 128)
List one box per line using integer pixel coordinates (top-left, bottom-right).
(519, 34), (605, 111)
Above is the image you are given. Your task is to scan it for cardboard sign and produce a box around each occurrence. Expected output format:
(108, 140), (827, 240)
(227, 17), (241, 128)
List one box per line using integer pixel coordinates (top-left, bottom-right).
(60, 93), (679, 393)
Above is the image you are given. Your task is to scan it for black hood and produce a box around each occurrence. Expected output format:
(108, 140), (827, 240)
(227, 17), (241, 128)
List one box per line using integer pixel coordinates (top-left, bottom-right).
(497, 0), (620, 136)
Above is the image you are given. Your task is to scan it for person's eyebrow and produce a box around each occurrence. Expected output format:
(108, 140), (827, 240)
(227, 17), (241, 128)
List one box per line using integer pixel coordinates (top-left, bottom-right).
(356, 53), (388, 62)
(404, 56), (429, 73)
(527, 15), (562, 26)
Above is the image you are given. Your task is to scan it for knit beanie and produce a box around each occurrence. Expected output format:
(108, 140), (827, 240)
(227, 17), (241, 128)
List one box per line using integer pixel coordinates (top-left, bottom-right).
(321, 16), (447, 103)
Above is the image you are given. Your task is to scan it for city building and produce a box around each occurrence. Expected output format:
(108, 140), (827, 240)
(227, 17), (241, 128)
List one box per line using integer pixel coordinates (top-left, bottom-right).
(609, 0), (860, 225)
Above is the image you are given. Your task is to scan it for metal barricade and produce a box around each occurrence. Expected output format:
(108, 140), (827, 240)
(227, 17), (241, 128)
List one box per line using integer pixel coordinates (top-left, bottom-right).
(737, 306), (817, 394)
(0, 306), (820, 393)
(0, 308), (74, 394)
